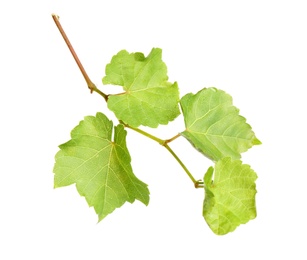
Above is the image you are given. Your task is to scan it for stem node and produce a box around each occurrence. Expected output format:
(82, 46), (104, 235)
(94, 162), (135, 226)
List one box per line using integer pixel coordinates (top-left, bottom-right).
(194, 180), (204, 189)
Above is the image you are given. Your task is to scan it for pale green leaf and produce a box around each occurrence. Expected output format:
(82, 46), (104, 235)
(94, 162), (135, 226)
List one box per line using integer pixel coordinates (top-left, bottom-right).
(53, 112), (149, 221)
(180, 87), (261, 161)
(103, 48), (180, 128)
(203, 157), (257, 235)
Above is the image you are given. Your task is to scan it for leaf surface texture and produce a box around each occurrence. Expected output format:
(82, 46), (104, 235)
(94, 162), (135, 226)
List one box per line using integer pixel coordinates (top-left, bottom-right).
(53, 112), (149, 221)
(203, 157), (257, 235)
(103, 48), (180, 128)
(180, 87), (260, 161)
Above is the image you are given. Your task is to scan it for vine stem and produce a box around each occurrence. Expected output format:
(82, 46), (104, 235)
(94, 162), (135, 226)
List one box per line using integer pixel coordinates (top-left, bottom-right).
(163, 144), (198, 185)
(51, 14), (108, 101)
(123, 123), (198, 186)
(52, 14), (201, 188)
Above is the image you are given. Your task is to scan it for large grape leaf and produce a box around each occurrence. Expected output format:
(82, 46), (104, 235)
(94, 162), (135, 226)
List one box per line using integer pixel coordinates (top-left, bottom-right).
(180, 87), (261, 161)
(102, 48), (180, 128)
(203, 157), (257, 235)
(53, 112), (149, 221)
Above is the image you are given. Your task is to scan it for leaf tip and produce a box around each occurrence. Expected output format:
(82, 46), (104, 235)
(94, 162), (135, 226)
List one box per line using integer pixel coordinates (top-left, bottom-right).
(253, 136), (262, 145)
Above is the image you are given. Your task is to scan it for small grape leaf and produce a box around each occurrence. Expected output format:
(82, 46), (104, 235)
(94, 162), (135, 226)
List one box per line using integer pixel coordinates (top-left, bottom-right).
(180, 87), (261, 161)
(102, 48), (180, 128)
(53, 112), (149, 221)
(203, 157), (257, 235)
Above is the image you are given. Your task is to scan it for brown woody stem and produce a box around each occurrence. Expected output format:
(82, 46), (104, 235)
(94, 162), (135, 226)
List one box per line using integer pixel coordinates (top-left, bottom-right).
(51, 14), (108, 101)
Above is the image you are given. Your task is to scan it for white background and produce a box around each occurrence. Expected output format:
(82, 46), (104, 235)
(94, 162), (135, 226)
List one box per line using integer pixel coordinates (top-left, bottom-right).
(1, 0), (306, 259)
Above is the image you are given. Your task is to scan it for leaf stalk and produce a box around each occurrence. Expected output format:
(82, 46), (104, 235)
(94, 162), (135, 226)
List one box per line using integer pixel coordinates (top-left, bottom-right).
(164, 133), (181, 144)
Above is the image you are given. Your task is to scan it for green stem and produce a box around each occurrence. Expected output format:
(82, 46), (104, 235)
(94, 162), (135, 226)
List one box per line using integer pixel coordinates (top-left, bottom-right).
(163, 144), (197, 184)
(52, 14), (108, 102)
(93, 88), (109, 101)
(123, 123), (197, 186)
(123, 123), (164, 144)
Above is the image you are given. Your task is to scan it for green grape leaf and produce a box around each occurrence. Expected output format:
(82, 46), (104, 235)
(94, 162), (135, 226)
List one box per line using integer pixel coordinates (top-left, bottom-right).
(203, 157), (257, 235)
(102, 48), (180, 128)
(53, 112), (149, 221)
(180, 87), (261, 161)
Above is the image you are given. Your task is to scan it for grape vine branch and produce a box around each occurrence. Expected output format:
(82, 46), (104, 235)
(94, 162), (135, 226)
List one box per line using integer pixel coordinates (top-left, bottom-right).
(51, 14), (200, 187)
(52, 14), (261, 235)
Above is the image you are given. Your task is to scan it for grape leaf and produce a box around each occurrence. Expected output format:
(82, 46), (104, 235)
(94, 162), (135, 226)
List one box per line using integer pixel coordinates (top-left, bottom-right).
(53, 112), (149, 221)
(203, 157), (257, 235)
(102, 48), (180, 128)
(180, 87), (261, 161)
